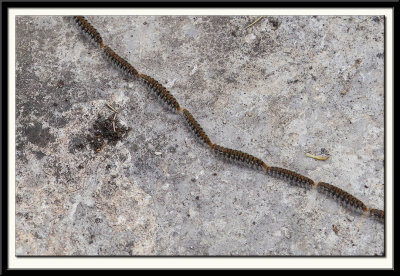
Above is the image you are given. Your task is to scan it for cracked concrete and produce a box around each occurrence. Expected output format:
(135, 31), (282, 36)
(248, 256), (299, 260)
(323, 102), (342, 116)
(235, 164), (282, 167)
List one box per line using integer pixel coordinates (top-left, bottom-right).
(15, 15), (384, 256)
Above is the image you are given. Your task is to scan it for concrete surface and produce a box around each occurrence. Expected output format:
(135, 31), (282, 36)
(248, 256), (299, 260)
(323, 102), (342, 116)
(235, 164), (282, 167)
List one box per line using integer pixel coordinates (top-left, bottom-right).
(15, 15), (384, 256)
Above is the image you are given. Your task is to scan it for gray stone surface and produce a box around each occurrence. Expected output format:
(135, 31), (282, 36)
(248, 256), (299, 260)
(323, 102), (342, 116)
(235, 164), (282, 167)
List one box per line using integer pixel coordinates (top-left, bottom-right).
(15, 15), (384, 256)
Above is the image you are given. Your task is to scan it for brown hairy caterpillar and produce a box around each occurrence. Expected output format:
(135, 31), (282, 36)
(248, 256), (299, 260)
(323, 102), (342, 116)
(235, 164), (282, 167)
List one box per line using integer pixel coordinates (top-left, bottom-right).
(211, 144), (268, 171)
(182, 109), (213, 147)
(138, 73), (182, 112)
(266, 167), (315, 190)
(72, 16), (104, 47)
(103, 45), (139, 78)
(316, 182), (368, 213)
(369, 208), (384, 221)
(71, 16), (384, 223)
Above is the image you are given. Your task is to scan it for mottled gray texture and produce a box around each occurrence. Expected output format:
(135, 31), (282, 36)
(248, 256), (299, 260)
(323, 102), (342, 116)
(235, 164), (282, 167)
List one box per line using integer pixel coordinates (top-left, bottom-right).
(15, 15), (384, 256)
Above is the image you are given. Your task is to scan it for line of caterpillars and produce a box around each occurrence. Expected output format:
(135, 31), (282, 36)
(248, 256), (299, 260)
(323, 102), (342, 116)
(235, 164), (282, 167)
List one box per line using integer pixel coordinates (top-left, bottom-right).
(71, 16), (384, 223)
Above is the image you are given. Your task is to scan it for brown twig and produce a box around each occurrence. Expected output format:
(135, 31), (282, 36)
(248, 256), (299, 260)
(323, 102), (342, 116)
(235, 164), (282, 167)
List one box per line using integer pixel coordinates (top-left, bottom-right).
(245, 16), (264, 29)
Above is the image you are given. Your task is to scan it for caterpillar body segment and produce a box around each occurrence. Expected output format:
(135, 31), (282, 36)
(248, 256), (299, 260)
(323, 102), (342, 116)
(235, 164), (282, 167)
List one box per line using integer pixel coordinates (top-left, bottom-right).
(212, 144), (267, 171)
(103, 46), (139, 78)
(139, 74), (181, 112)
(72, 16), (104, 48)
(316, 182), (368, 213)
(266, 167), (315, 189)
(182, 109), (213, 147)
(369, 208), (384, 221)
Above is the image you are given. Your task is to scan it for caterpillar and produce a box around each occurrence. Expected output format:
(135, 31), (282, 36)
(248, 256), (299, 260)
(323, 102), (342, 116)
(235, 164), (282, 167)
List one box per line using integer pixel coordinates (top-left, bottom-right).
(211, 144), (268, 171)
(71, 16), (384, 223)
(369, 208), (385, 221)
(266, 167), (315, 190)
(103, 45), (139, 78)
(139, 73), (182, 112)
(182, 109), (213, 147)
(72, 16), (104, 48)
(316, 182), (368, 213)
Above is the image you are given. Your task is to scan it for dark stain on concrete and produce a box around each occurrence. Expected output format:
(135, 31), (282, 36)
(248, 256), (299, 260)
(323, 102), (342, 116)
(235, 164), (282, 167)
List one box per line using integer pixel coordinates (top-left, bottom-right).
(23, 121), (55, 148)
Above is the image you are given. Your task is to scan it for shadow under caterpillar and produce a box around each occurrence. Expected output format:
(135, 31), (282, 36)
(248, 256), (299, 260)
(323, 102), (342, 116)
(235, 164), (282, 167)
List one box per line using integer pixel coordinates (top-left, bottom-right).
(70, 16), (384, 224)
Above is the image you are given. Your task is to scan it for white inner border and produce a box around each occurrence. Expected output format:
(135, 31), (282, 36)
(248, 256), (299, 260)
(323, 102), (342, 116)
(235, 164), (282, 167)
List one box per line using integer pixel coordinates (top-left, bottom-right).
(8, 8), (393, 269)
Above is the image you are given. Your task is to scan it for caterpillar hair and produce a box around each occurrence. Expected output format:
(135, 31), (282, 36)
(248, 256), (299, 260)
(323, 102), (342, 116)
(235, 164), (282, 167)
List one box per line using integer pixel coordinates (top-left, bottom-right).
(369, 208), (384, 221)
(316, 182), (368, 213)
(212, 144), (268, 171)
(72, 16), (104, 48)
(103, 46), (139, 78)
(182, 109), (213, 147)
(139, 74), (181, 112)
(267, 167), (315, 189)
